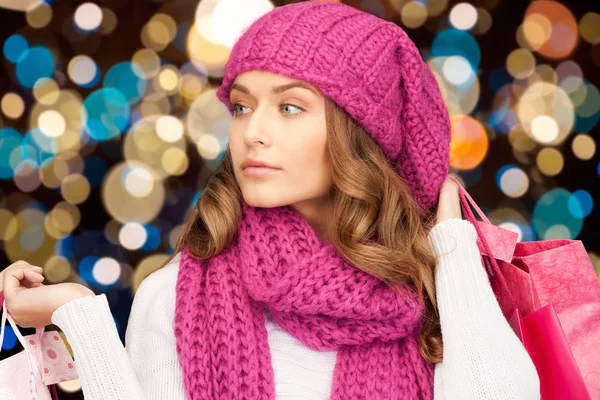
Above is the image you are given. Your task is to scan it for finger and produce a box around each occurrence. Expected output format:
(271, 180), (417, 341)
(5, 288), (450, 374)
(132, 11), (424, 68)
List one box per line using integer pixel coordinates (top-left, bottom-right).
(1, 265), (43, 289)
(3, 268), (44, 294)
(23, 270), (45, 284)
(6, 260), (43, 272)
(7, 260), (32, 269)
(22, 276), (45, 289)
(2, 263), (43, 282)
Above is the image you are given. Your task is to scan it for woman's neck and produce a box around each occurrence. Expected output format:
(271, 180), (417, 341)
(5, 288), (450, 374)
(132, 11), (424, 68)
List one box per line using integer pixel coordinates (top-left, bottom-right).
(290, 197), (334, 244)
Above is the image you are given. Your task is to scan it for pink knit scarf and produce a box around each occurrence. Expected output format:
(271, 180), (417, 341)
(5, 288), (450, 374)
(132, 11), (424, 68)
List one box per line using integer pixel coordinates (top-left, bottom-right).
(174, 201), (434, 399)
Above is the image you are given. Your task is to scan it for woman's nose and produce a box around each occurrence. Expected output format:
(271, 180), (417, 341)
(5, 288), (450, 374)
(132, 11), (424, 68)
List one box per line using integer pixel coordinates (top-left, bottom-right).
(243, 109), (272, 146)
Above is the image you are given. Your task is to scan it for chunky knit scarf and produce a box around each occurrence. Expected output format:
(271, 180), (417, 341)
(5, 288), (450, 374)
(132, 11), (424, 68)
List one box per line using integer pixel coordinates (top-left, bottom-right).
(174, 201), (434, 399)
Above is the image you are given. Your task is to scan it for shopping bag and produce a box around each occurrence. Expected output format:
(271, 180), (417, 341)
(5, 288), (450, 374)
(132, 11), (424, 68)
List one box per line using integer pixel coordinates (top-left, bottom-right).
(447, 175), (599, 400)
(0, 292), (78, 399)
(511, 241), (600, 398)
(508, 305), (592, 400)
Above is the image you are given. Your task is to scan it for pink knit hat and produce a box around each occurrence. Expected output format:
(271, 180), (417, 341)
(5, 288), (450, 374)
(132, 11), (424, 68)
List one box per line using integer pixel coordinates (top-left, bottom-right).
(216, 0), (451, 213)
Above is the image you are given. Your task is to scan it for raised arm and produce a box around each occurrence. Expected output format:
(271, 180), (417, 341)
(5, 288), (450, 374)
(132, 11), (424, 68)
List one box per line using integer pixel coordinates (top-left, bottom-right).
(429, 218), (540, 400)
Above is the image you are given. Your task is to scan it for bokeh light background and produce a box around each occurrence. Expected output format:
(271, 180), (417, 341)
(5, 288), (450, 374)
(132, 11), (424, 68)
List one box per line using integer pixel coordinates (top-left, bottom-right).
(1, 0), (600, 397)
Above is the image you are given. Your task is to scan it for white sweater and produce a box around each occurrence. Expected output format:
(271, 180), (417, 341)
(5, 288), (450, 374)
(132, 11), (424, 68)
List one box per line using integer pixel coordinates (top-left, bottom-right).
(51, 218), (541, 399)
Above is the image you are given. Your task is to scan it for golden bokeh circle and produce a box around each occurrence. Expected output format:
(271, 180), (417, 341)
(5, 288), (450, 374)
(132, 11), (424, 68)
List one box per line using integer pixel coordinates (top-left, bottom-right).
(123, 115), (187, 178)
(26, 2), (53, 29)
(33, 78), (60, 105)
(4, 208), (58, 267)
(132, 48), (161, 79)
(61, 173), (91, 205)
(401, 2), (428, 29)
(536, 147), (564, 176)
(102, 161), (165, 224)
(579, 12), (600, 45)
(1, 93), (25, 119)
(506, 49), (536, 79)
(572, 134), (596, 160)
(44, 255), (73, 283)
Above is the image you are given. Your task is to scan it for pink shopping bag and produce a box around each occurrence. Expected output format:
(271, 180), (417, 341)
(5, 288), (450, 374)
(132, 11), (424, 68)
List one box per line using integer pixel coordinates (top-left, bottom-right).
(447, 175), (600, 399)
(507, 303), (592, 400)
(0, 293), (78, 399)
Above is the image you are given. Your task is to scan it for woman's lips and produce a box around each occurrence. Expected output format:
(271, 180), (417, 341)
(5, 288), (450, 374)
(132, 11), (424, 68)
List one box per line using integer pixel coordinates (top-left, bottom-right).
(242, 166), (281, 178)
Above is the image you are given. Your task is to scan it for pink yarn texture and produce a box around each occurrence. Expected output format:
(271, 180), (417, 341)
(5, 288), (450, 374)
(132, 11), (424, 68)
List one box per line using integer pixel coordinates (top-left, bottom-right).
(174, 202), (435, 399)
(216, 1), (451, 213)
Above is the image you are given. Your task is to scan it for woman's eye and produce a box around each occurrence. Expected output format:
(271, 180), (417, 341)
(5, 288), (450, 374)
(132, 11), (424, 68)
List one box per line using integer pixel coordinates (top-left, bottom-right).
(280, 103), (304, 117)
(231, 102), (304, 118)
(232, 103), (249, 117)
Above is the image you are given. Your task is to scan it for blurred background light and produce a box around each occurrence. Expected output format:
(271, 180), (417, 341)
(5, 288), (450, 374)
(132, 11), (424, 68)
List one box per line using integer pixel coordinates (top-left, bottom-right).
(1, 2), (599, 397)
(74, 2), (103, 33)
(449, 2), (478, 31)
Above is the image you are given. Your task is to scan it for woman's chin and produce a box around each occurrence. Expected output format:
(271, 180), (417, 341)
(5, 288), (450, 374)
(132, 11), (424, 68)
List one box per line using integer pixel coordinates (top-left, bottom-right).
(242, 192), (285, 209)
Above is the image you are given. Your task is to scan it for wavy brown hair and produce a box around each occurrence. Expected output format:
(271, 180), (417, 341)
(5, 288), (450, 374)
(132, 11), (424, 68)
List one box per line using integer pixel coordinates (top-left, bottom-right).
(161, 96), (444, 364)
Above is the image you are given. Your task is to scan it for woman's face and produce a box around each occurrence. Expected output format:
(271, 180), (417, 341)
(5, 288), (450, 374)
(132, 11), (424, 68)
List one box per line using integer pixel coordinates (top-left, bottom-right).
(228, 70), (332, 221)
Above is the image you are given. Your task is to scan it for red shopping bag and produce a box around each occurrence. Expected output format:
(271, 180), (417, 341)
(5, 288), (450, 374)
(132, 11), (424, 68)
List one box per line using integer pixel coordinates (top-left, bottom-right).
(447, 175), (599, 400)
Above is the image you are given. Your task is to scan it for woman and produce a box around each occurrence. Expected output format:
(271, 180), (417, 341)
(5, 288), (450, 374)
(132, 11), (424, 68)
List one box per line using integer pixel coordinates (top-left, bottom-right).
(0, 2), (540, 399)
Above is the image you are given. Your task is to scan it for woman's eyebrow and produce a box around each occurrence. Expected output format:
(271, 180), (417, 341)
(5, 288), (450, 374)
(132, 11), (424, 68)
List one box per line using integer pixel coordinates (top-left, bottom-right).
(230, 82), (319, 96)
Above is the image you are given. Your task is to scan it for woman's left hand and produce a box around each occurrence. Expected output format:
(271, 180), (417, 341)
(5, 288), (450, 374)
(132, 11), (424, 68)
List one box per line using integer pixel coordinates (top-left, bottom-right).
(436, 175), (462, 224)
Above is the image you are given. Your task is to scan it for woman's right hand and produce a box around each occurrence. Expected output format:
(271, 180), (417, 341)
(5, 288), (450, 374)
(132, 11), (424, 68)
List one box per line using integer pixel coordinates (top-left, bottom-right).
(0, 260), (95, 328)
(0, 260), (46, 292)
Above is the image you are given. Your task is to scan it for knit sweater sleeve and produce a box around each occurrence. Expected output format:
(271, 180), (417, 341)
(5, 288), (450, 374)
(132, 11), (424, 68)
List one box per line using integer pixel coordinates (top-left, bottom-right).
(428, 218), (541, 400)
(50, 254), (185, 400)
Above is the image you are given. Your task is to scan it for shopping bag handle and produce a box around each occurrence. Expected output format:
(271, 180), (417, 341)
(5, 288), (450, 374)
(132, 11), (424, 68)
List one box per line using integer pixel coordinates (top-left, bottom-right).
(447, 175), (491, 224)
(0, 291), (59, 400)
(446, 175), (518, 312)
